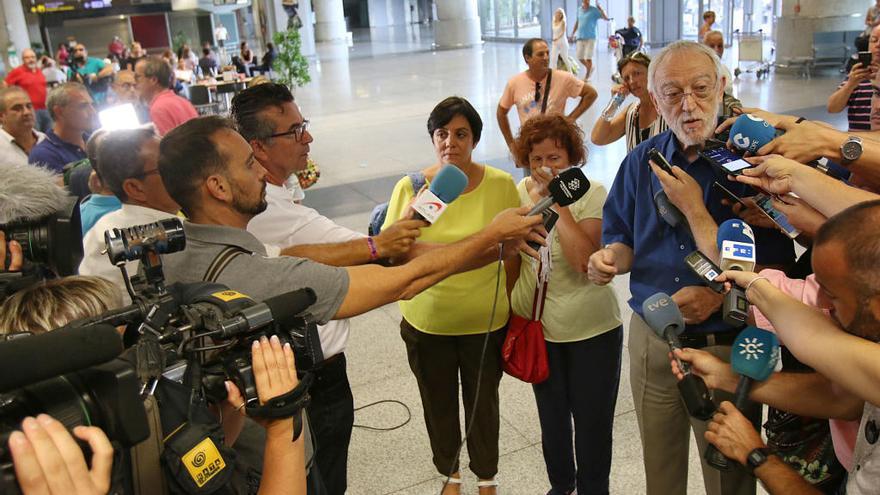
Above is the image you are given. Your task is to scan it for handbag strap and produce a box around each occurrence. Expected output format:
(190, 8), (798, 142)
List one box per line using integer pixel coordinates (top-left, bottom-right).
(202, 246), (251, 282)
(530, 260), (550, 321)
(540, 70), (553, 114)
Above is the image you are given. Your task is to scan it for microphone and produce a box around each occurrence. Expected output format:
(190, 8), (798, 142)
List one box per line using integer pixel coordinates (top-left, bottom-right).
(729, 114), (776, 154)
(411, 164), (468, 223)
(653, 190), (692, 237)
(0, 324), (123, 392)
(218, 288), (317, 339)
(0, 161), (69, 224)
(527, 167), (591, 216)
(642, 293), (716, 421)
(705, 326), (780, 470)
(717, 219), (755, 272)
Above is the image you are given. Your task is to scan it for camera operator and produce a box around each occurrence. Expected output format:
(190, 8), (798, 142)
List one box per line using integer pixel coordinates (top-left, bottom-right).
(0, 231), (23, 272)
(671, 200), (880, 495)
(0, 275), (120, 334)
(78, 127), (180, 300)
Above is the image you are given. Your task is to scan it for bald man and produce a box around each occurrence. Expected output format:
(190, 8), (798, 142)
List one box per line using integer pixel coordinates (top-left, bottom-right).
(4, 48), (51, 132)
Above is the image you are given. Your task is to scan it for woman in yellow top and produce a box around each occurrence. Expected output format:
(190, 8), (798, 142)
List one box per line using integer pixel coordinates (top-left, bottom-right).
(509, 115), (622, 495)
(382, 97), (519, 495)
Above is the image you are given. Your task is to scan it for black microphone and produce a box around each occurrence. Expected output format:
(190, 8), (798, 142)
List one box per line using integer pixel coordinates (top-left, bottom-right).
(217, 288), (317, 339)
(0, 324), (123, 392)
(528, 168), (591, 215)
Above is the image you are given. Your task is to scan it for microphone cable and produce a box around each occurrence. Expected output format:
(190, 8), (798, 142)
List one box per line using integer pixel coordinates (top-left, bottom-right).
(353, 399), (412, 431)
(440, 243), (505, 493)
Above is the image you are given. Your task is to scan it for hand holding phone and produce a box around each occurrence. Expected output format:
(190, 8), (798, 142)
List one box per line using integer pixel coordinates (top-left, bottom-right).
(700, 145), (756, 176)
(859, 51), (873, 69)
(648, 148), (674, 175)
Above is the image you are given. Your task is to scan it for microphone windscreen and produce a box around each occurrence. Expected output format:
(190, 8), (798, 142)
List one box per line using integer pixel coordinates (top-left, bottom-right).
(730, 114), (776, 154)
(0, 161), (70, 223)
(730, 326), (780, 381)
(642, 292), (685, 338)
(263, 288), (317, 328)
(547, 168), (590, 207)
(716, 219), (755, 248)
(429, 165), (469, 203)
(0, 324), (123, 392)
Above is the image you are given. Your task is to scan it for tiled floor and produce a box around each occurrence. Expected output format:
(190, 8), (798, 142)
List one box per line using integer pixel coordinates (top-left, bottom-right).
(293, 26), (846, 494)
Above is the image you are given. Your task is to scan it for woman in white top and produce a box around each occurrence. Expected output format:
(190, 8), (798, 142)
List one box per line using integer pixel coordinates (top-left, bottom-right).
(550, 8), (570, 71)
(590, 52), (667, 152)
(509, 115), (622, 495)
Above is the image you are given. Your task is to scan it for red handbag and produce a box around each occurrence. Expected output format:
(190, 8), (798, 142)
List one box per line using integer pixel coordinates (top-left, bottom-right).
(502, 262), (549, 384)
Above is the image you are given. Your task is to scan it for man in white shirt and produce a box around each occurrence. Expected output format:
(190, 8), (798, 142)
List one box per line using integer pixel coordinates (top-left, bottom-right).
(230, 83), (425, 495)
(0, 87), (46, 168)
(78, 127), (180, 298)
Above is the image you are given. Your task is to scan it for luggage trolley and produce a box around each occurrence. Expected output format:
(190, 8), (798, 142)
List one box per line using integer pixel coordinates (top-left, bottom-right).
(733, 29), (771, 79)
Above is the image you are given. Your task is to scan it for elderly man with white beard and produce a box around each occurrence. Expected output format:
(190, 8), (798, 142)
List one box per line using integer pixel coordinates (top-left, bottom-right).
(587, 41), (795, 495)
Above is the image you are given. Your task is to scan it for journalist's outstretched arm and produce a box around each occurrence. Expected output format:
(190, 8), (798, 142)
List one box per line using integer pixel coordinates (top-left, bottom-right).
(335, 206), (542, 319)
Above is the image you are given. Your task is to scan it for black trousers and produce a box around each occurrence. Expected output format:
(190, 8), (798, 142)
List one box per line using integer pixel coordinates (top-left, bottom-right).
(533, 327), (623, 495)
(400, 319), (506, 479)
(306, 353), (354, 495)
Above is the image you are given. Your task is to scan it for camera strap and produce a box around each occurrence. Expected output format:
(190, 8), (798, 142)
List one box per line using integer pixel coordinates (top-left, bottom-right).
(245, 373), (314, 441)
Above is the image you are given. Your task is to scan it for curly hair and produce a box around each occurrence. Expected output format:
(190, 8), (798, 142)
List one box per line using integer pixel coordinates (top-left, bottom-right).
(512, 115), (587, 169)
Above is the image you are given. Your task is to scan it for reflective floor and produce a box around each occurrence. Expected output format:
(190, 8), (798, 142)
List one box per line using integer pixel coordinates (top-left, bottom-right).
(295, 28), (845, 494)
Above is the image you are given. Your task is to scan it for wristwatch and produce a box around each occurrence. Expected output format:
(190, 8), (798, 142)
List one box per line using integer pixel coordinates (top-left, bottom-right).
(840, 136), (863, 165)
(746, 447), (773, 475)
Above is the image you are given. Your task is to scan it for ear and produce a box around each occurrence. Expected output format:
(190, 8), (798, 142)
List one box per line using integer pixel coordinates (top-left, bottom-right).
(121, 178), (147, 203)
(205, 174), (233, 203)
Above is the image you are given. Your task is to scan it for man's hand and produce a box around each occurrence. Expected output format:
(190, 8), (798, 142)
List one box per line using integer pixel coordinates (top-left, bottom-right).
(649, 162), (705, 216)
(725, 197), (775, 230)
(8, 415), (113, 495)
(705, 401), (767, 465)
(373, 219), (427, 259)
(1, 231), (23, 272)
(715, 108), (799, 136)
(772, 196), (826, 237)
(670, 348), (737, 390)
(735, 154), (801, 196)
(756, 119), (841, 163)
(485, 206), (546, 243)
(671, 286), (722, 324)
(847, 62), (873, 85)
(226, 335), (299, 435)
(587, 248), (617, 285)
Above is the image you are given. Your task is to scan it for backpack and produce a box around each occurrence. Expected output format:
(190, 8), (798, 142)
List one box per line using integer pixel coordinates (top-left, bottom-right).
(368, 172), (426, 236)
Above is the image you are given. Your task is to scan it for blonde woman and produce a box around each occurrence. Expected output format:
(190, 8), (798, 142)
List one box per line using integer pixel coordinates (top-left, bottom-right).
(550, 8), (570, 71)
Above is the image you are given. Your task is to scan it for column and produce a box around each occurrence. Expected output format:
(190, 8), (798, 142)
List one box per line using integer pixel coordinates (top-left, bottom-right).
(434, 0), (480, 48)
(1, 0), (32, 66)
(314, 0), (347, 42)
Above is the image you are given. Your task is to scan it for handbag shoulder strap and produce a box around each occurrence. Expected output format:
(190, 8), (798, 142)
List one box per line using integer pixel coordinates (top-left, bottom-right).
(540, 70), (553, 114)
(202, 246), (251, 282)
(530, 260), (550, 320)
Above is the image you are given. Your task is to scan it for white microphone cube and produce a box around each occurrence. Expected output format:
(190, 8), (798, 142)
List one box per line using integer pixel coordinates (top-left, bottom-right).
(411, 189), (448, 224)
(719, 240), (756, 272)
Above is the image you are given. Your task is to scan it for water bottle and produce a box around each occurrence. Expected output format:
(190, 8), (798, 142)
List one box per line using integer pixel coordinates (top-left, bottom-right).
(601, 92), (626, 121)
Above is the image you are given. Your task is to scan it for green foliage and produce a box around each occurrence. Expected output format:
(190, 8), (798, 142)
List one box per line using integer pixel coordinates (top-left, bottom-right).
(272, 28), (311, 88)
(172, 31), (191, 55)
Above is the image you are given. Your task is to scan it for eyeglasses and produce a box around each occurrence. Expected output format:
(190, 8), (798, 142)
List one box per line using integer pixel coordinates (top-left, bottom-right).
(269, 120), (310, 141)
(535, 81), (542, 103)
(132, 169), (160, 180)
(658, 80), (718, 106)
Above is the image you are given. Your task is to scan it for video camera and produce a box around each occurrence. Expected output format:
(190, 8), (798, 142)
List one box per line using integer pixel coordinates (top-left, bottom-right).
(0, 218), (321, 493)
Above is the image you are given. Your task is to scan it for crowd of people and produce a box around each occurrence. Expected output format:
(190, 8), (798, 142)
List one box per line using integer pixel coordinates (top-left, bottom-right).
(2, 8), (880, 495)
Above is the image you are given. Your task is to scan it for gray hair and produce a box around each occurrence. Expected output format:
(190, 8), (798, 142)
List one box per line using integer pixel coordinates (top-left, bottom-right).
(0, 86), (29, 113)
(139, 56), (173, 89)
(96, 127), (157, 202)
(46, 82), (87, 120)
(647, 40), (724, 94)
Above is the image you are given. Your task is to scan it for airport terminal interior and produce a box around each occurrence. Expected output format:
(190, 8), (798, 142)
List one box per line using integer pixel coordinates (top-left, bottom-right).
(0, 0), (868, 493)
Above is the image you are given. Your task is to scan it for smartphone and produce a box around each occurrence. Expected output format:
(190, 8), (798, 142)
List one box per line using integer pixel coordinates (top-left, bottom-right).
(753, 193), (801, 239)
(647, 148), (674, 175)
(700, 146), (755, 176)
(712, 181), (748, 208)
(527, 208), (559, 251)
(684, 251), (725, 293)
(859, 51), (873, 67)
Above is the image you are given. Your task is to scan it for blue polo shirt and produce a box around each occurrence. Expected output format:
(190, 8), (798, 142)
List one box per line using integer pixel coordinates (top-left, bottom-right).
(28, 129), (87, 174)
(602, 130), (795, 335)
(79, 193), (122, 236)
(576, 6), (602, 40)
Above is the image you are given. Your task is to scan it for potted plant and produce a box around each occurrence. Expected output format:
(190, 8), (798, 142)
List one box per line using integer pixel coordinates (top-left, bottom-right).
(272, 28), (311, 88)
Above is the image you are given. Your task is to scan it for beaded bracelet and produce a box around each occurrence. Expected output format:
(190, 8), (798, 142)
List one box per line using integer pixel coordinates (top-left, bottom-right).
(366, 236), (379, 261)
